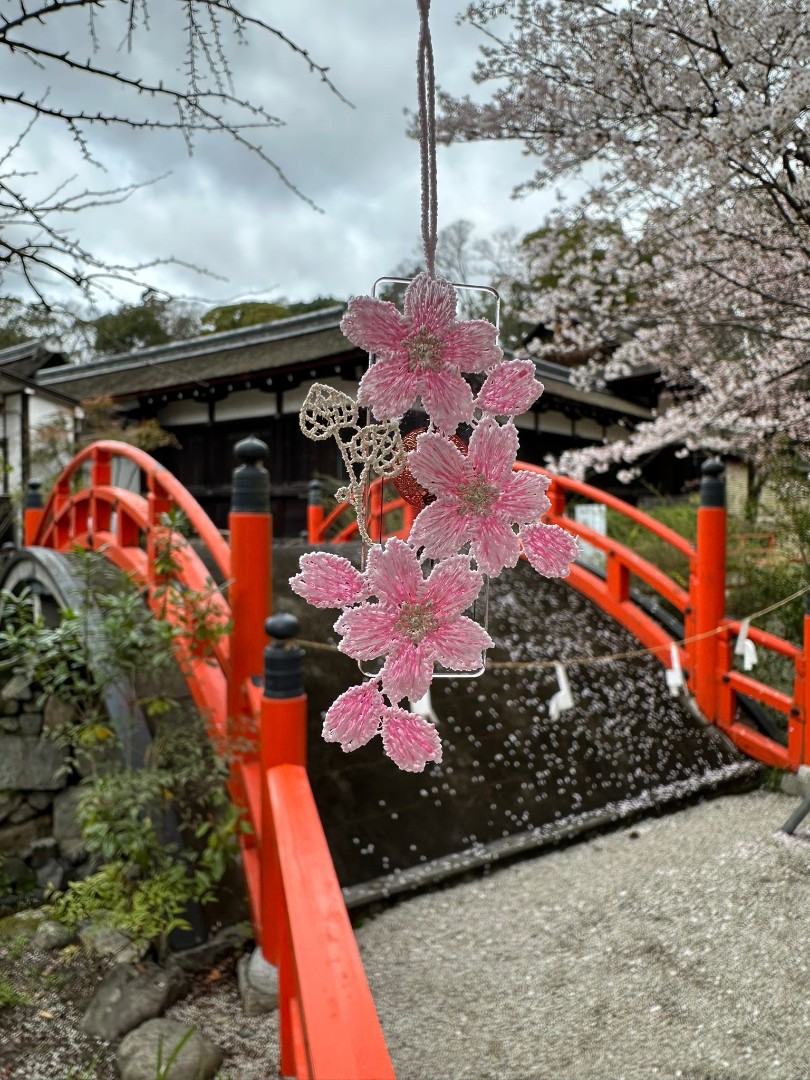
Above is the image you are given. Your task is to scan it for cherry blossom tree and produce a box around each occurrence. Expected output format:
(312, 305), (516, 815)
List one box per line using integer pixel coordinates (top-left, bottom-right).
(438, 1), (810, 480)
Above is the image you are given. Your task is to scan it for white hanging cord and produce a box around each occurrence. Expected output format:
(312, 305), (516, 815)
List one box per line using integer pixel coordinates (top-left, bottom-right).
(293, 584), (810, 672)
(416, 0), (438, 277)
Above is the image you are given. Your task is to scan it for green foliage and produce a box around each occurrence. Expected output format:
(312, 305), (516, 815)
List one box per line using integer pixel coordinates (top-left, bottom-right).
(0, 546), (236, 956)
(30, 395), (178, 499)
(0, 972), (28, 1008)
(0, 549), (178, 765)
(91, 291), (201, 355)
(201, 296), (341, 334)
(761, 767), (787, 793)
(0, 298), (66, 349)
(605, 496), (697, 591)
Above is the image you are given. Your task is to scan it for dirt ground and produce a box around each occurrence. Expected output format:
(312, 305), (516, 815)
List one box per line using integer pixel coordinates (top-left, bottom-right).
(2, 788), (807, 1079)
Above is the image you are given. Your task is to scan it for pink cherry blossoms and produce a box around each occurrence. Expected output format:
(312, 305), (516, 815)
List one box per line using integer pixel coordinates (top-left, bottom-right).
(291, 539), (491, 771)
(294, 273), (579, 772)
(341, 273), (502, 433)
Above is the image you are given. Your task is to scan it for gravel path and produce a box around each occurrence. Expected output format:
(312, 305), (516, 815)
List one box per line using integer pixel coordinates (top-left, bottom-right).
(356, 789), (810, 1080)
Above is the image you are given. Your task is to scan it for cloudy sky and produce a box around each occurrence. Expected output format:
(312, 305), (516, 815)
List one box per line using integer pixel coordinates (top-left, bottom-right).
(2, 2), (555, 311)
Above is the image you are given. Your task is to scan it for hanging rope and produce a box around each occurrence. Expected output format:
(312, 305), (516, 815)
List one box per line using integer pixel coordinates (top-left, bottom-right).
(416, 0), (438, 277)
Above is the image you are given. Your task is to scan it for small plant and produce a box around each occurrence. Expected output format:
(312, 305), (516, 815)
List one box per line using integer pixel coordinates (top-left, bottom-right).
(156, 1026), (196, 1079)
(761, 767), (786, 793)
(0, 972), (28, 1008)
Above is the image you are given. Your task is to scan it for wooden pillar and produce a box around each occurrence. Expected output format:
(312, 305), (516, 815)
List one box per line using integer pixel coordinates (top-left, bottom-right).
(692, 460), (726, 724)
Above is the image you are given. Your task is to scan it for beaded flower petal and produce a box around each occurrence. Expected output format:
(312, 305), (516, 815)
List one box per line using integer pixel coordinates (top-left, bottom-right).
(408, 417), (551, 576)
(333, 539), (492, 704)
(341, 272), (502, 433)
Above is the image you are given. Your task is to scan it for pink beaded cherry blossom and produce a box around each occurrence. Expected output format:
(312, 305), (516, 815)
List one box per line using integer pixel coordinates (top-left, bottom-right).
(341, 272), (502, 433)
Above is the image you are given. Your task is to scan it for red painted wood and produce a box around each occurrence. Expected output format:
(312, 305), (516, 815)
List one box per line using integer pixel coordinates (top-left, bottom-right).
(693, 505), (727, 723)
(307, 501), (325, 544)
(725, 671), (793, 716)
(724, 617), (801, 661)
(269, 765), (395, 1080)
(566, 565), (687, 669)
(228, 511), (271, 730)
(514, 461), (695, 558)
(240, 844), (263, 943)
(28, 440), (397, 1077)
(723, 722), (789, 768)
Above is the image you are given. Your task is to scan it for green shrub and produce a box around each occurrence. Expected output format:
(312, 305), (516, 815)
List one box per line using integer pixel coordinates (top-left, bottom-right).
(0, 539), (239, 958)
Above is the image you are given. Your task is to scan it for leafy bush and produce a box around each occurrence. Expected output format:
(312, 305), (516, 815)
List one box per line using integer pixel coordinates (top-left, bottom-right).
(0, 541), (239, 958)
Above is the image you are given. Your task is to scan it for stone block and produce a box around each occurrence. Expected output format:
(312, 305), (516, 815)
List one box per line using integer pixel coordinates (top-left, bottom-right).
(43, 696), (78, 732)
(79, 924), (144, 964)
(1, 699), (20, 716)
(8, 802), (37, 825)
(0, 855), (35, 889)
(19, 713), (43, 737)
(31, 919), (76, 951)
(0, 815), (52, 854)
(26, 791), (53, 812)
(82, 962), (188, 1042)
(27, 837), (59, 869)
(117, 1019), (224, 1080)
(36, 859), (66, 892)
(0, 735), (68, 791)
(172, 921), (252, 973)
(0, 717), (19, 733)
(1, 674), (32, 702)
(0, 791), (22, 824)
(237, 951), (278, 1016)
(52, 786), (83, 842)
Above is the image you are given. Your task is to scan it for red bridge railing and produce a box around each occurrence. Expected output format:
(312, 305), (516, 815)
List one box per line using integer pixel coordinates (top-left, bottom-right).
(308, 460), (809, 772)
(23, 438), (394, 1080)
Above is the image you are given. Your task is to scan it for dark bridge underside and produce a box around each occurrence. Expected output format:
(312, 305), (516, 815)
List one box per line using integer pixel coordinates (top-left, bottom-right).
(273, 545), (755, 900)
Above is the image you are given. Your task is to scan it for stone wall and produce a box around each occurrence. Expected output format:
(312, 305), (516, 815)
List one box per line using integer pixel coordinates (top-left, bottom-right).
(0, 674), (89, 910)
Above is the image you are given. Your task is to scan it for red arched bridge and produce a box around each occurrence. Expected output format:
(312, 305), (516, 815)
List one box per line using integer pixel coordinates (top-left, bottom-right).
(11, 438), (810, 1079)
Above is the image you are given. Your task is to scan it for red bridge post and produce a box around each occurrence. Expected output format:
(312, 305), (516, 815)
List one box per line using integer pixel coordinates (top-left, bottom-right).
(23, 480), (44, 547)
(307, 478), (324, 544)
(792, 597), (810, 767)
(692, 460), (727, 725)
(229, 437), (272, 728)
(260, 613), (307, 972)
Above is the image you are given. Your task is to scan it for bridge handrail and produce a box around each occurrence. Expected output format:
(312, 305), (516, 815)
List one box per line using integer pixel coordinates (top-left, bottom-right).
(309, 463), (695, 561)
(35, 440), (231, 580)
(306, 458), (808, 773)
(513, 462), (696, 560)
(25, 438), (393, 1078)
(556, 517), (691, 614)
(268, 763), (395, 1080)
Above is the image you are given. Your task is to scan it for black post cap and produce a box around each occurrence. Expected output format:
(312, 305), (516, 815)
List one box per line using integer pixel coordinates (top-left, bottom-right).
(25, 479), (43, 510)
(700, 458), (725, 508)
(264, 613), (304, 699)
(232, 436), (270, 514)
(308, 478), (323, 506)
